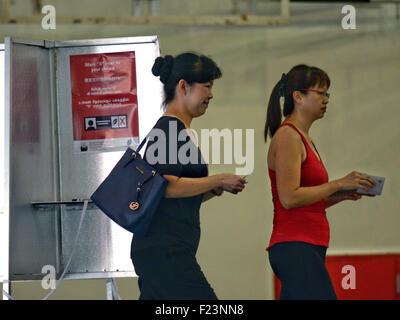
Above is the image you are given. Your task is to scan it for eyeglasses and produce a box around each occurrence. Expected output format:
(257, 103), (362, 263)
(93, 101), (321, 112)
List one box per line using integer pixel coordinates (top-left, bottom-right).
(300, 89), (330, 99)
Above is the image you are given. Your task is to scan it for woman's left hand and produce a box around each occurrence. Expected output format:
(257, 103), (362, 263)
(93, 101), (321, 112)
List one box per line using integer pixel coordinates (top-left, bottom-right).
(341, 192), (362, 201)
(212, 187), (224, 196)
(325, 190), (376, 208)
(330, 190), (376, 201)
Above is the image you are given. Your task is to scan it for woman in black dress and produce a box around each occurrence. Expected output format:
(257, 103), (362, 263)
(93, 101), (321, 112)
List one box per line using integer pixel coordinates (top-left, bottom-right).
(131, 52), (247, 300)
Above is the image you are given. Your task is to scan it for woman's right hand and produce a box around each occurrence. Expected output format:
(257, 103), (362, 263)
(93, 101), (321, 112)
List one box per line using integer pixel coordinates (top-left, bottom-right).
(336, 171), (376, 193)
(219, 174), (247, 194)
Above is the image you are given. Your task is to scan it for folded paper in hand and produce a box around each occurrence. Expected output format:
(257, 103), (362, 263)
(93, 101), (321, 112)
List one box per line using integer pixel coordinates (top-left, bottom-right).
(357, 174), (385, 196)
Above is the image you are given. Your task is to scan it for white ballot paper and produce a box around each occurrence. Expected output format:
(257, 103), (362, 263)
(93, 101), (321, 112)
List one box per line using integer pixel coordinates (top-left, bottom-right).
(357, 174), (385, 196)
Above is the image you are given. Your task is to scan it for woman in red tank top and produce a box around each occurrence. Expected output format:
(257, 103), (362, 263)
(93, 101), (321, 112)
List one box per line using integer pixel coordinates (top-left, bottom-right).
(264, 65), (376, 299)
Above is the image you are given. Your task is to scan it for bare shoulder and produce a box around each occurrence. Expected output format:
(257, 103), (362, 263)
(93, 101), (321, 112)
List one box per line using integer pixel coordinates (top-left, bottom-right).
(268, 125), (304, 169)
(272, 125), (303, 147)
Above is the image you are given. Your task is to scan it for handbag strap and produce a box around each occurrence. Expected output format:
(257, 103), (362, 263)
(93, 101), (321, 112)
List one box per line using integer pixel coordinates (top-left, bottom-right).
(136, 134), (148, 153)
(136, 127), (155, 153)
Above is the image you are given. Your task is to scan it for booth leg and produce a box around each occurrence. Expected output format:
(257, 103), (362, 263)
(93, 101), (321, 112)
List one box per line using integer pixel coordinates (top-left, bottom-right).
(106, 278), (121, 300)
(2, 280), (12, 300)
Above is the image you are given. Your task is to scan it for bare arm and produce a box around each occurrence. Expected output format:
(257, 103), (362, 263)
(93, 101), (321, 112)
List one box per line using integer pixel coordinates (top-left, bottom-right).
(274, 128), (341, 209)
(274, 128), (375, 210)
(163, 174), (244, 199)
(202, 187), (224, 203)
(324, 190), (375, 209)
(324, 197), (344, 209)
(202, 191), (216, 202)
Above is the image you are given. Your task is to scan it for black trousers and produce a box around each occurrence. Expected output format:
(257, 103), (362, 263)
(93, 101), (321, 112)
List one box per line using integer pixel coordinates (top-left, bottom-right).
(268, 241), (337, 300)
(132, 247), (218, 300)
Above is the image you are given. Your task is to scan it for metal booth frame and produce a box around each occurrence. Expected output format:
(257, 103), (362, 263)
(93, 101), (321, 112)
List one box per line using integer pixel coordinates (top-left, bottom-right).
(2, 36), (163, 299)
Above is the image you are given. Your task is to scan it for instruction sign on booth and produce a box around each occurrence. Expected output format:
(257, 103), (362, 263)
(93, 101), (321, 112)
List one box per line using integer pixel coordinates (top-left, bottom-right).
(70, 51), (139, 153)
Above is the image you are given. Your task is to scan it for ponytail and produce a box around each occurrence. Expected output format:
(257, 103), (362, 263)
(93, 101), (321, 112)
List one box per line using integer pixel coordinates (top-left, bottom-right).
(264, 73), (290, 142)
(264, 81), (283, 142)
(264, 65), (330, 143)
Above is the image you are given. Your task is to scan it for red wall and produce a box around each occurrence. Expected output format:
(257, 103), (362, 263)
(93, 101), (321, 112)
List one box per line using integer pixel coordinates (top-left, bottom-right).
(274, 254), (400, 300)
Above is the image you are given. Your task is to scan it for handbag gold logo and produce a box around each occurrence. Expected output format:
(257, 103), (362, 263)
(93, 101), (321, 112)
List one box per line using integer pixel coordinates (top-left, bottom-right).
(129, 202), (139, 211)
(136, 166), (144, 174)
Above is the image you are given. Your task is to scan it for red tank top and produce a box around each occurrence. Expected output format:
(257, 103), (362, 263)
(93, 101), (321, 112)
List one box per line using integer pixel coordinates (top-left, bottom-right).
(267, 122), (330, 250)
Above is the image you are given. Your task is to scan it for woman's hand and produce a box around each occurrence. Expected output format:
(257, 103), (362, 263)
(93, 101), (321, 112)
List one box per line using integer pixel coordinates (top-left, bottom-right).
(163, 174), (245, 199)
(341, 192), (362, 201)
(324, 189), (376, 208)
(220, 174), (247, 194)
(330, 190), (362, 201)
(202, 187), (224, 202)
(212, 187), (224, 196)
(336, 171), (376, 193)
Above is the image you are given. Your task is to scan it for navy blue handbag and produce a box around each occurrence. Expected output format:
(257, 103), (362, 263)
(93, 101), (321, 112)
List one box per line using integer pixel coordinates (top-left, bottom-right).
(91, 135), (168, 236)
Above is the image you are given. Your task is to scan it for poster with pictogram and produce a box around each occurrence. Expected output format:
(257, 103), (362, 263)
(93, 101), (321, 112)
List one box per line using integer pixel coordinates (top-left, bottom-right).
(69, 51), (139, 152)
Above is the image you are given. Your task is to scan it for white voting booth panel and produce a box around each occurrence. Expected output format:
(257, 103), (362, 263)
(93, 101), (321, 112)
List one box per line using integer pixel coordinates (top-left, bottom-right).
(3, 37), (163, 293)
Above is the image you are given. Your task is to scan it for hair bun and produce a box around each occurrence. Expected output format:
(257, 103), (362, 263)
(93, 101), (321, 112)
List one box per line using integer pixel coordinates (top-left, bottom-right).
(151, 57), (163, 76)
(152, 55), (174, 84)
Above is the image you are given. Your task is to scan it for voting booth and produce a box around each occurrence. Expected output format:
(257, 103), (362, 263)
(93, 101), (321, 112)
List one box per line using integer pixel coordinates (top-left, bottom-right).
(1, 36), (164, 299)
